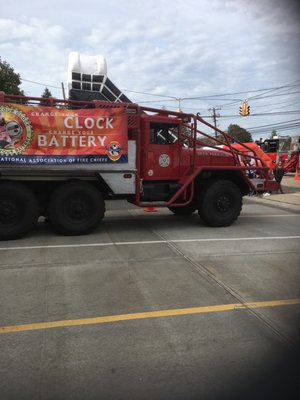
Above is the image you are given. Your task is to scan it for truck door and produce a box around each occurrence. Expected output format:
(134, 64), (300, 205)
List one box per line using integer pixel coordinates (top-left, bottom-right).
(141, 119), (181, 180)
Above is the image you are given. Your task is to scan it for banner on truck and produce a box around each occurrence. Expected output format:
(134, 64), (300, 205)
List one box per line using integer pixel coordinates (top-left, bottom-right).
(0, 103), (128, 164)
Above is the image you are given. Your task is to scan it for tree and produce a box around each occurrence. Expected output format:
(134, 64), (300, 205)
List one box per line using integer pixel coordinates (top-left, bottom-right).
(41, 87), (52, 98)
(40, 87), (53, 105)
(227, 124), (253, 143)
(0, 58), (24, 95)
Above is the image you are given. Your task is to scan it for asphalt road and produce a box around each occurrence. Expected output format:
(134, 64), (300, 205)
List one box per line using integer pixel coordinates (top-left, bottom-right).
(1, 198), (300, 400)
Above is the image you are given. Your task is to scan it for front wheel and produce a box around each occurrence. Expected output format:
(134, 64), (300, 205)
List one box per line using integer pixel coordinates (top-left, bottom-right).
(48, 181), (105, 235)
(198, 180), (242, 227)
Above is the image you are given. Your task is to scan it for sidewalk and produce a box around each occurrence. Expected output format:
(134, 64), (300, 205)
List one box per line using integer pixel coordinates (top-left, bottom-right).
(247, 173), (300, 211)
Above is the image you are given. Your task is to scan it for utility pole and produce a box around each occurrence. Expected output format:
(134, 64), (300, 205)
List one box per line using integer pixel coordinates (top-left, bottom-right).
(176, 98), (182, 112)
(61, 82), (66, 100)
(209, 107), (220, 137)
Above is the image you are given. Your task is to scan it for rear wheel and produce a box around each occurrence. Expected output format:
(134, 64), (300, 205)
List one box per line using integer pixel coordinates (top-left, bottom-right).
(0, 181), (39, 240)
(48, 181), (105, 235)
(198, 180), (242, 227)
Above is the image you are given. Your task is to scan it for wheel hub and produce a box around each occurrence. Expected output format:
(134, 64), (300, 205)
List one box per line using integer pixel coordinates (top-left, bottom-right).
(69, 199), (88, 220)
(0, 201), (18, 222)
(216, 195), (231, 213)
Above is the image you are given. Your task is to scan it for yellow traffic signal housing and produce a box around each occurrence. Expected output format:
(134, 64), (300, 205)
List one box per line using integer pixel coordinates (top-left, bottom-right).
(239, 100), (250, 116)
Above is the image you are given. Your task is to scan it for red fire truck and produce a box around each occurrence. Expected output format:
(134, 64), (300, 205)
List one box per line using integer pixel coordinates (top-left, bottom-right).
(0, 92), (278, 240)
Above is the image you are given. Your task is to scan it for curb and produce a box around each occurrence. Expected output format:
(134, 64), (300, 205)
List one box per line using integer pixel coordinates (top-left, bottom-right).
(245, 196), (300, 213)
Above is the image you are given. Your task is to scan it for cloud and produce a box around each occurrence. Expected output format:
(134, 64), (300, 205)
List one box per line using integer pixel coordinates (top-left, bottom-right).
(81, 0), (299, 101)
(0, 0), (299, 137)
(0, 17), (70, 96)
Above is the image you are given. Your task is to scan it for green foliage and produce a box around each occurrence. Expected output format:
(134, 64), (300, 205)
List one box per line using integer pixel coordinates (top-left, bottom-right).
(41, 87), (52, 98)
(227, 124), (253, 143)
(39, 87), (53, 106)
(0, 58), (24, 95)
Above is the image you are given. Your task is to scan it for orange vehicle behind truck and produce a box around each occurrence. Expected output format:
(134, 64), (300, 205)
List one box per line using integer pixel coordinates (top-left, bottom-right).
(258, 136), (300, 172)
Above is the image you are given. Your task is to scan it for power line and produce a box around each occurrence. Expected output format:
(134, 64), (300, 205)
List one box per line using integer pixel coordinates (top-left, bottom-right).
(247, 82), (300, 101)
(249, 123), (300, 132)
(246, 118), (300, 131)
(118, 88), (177, 100)
(246, 99), (300, 110)
(19, 77), (300, 137)
(249, 90), (300, 100)
(178, 82), (300, 101)
(179, 80), (300, 102)
(21, 78), (61, 89)
(21, 76), (300, 103)
(211, 110), (300, 118)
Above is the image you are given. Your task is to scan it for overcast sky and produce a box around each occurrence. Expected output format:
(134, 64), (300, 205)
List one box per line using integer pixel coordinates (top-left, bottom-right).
(1, 0), (300, 139)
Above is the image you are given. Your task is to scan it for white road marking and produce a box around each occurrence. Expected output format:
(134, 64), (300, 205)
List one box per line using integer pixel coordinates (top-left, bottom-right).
(0, 236), (299, 251)
(240, 213), (300, 218)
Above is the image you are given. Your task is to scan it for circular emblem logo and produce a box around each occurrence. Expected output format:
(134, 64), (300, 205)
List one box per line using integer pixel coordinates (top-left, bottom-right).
(105, 140), (123, 162)
(159, 154), (170, 168)
(0, 105), (33, 155)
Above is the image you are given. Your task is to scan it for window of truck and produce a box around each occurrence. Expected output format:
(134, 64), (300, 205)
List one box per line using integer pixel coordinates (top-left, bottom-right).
(150, 123), (178, 144)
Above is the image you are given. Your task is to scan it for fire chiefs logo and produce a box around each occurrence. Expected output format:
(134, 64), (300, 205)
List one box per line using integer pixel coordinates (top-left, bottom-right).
(159, 153), (170, 168)
(0, 105), (33, 155)
(105, 141), (123, 162)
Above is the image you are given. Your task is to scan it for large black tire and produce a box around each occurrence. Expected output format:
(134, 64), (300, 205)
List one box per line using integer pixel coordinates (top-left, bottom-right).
(48, 181), (105, 236)
(168, 203), (197, 215)
(198, 180), (242, 227)
(0, 181), (39, 240)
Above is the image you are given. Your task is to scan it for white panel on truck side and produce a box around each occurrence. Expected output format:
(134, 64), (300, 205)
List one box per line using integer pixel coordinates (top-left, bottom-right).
(99, 140), (136, 194)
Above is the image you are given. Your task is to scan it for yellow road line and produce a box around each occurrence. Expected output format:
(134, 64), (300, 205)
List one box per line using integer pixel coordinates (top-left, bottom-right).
(1, 298), (300, 334)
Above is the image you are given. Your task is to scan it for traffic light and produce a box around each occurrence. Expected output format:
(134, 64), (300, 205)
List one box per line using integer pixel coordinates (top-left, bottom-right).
(239, 100), (250, 116)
